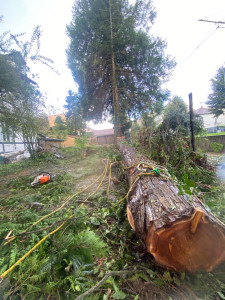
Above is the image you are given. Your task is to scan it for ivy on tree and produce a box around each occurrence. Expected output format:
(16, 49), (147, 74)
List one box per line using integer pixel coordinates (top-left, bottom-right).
(207, 66), (225, 117)
(66, 0), (175, 136)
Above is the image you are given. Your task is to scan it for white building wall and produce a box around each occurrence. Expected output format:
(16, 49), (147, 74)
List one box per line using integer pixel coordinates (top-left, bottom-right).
(198, 113), (225, 133)
(0, 126), (26, 153)
(217, 114), (225, 127)
(201, 114), (217, 129)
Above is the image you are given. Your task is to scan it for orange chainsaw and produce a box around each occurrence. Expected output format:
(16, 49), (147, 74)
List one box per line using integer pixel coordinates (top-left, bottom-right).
(31, 172), (52, 187)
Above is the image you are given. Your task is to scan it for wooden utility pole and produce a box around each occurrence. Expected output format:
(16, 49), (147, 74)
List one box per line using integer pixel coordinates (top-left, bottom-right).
(189, 93), (195, 152)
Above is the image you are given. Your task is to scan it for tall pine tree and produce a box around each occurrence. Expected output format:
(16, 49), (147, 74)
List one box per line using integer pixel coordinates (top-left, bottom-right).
(67, 0), (175, 136)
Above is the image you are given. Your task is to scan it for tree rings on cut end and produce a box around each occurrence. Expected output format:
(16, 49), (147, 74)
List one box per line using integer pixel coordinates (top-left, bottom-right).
(145, 209), (225, 273)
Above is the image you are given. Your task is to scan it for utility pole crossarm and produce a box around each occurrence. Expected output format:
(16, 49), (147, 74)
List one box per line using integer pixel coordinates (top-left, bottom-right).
(199, 19), (225, 25)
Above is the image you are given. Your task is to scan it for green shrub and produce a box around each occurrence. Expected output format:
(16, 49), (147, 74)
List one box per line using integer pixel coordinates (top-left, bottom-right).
(210, 142), (223, 152)
(75, 134), (90, 149)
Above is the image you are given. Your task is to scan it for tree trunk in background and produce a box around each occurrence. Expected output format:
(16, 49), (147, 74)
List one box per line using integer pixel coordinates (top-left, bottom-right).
(118, 141), (225, 273)
(109, 0), (122, 138)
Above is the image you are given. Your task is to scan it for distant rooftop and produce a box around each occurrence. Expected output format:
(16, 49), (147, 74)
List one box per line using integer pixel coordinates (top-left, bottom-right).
(195, 106), (210, 115)
(92, 128), (114, 136)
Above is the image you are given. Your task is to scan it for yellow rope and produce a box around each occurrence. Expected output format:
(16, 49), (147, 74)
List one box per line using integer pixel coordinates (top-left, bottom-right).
(5, 159), (108, 245)
(112, 171), (157, 206)
(1, 157), (160, 281)
(123, 161), (157, 171)
(107, 162), (114, 201)
(112, 162), (158, 206)
(32, 160), (107, 225)
(123, 162), (139, 170)
(0, 222), (65, 281)
(80, 159), (109, 207)
(1, 160), (110, 281)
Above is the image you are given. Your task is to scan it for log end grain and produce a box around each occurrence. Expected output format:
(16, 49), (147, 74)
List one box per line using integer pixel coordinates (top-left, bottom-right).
(118, 141), (225, 273)
(145, 208), (225, 273)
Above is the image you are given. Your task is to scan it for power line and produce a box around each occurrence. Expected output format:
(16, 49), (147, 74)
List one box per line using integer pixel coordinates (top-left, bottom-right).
(166, 25), (219, 76)
(179, 17), (225, 66)
(201, 8), (225, 21)
(167, 16), (224, 74)
(179, 26), (219, 66)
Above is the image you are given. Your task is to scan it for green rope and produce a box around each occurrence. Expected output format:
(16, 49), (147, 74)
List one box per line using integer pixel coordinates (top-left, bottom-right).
(155, 168), (160, 176)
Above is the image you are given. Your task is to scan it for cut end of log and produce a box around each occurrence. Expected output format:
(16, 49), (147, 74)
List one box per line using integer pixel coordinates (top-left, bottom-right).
(145, 209), (225, 273)
(119, 142), (225, 273)
(127, 206), (135, 231)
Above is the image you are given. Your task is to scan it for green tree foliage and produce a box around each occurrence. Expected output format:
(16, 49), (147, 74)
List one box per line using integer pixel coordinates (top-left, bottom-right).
(207, 66), (225, 116)
(0, 52), (26, 93)
(67, 0), (175, 136)
(64, 90), (86, 135)
(0, 21), (53, 158)
(162, 96), (203, 135)
(0, 51), (45, 157)
(0, 16), (12, 53)
(49, 115), (68, 139)
(55, 115), (63, 124)
(9, 25), (54, 73)
(54, 116), (67, 130)
(135, 97), (207, 184)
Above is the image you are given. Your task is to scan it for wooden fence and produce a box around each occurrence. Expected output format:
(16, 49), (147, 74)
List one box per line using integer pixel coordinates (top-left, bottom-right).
(89, 135), (114, 145)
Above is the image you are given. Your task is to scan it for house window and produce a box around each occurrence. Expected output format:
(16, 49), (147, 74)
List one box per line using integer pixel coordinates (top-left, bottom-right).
(3, 132), (10, 142)
(1, 125), (14, 142)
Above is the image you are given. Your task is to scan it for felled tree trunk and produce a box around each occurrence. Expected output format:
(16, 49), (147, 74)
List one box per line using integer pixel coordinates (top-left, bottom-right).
(118, 141), (225, 273)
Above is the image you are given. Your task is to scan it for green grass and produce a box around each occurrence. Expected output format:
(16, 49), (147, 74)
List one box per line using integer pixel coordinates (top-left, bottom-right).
(198, 132), (225, 137)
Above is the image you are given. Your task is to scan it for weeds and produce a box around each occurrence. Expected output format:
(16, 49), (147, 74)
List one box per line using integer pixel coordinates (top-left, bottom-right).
(0, 145), (225, 299)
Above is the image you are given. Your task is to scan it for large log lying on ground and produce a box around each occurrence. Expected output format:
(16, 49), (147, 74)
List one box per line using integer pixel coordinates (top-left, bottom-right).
(118, 141), (225, 273)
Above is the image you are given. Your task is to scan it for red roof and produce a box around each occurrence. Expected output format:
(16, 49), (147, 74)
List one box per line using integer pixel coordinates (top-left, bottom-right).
(195, 106), (210, 115)
(92, 128), (114, 136)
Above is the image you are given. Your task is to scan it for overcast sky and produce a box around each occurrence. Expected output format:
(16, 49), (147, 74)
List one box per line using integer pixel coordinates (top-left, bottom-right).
(152, 0), (225, 109)
(1, 0), (225, 123)
(0, 0), (76, 115)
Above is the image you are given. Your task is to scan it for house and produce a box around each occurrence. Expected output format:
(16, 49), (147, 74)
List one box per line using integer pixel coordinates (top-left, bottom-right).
(0, 126), (26, 154)
(47, 114), (115, 146)
(0, 52), (39, 154)
(195, 106), (225, 133)
(90, 128), (114, 145)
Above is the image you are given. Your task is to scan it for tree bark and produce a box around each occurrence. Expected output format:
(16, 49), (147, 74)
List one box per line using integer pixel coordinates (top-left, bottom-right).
(118, 141), (225, 273)
(109, 0), (122, 138)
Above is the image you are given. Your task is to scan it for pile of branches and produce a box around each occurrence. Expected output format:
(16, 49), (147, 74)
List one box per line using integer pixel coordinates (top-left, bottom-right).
(135, 126), (215, 185)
